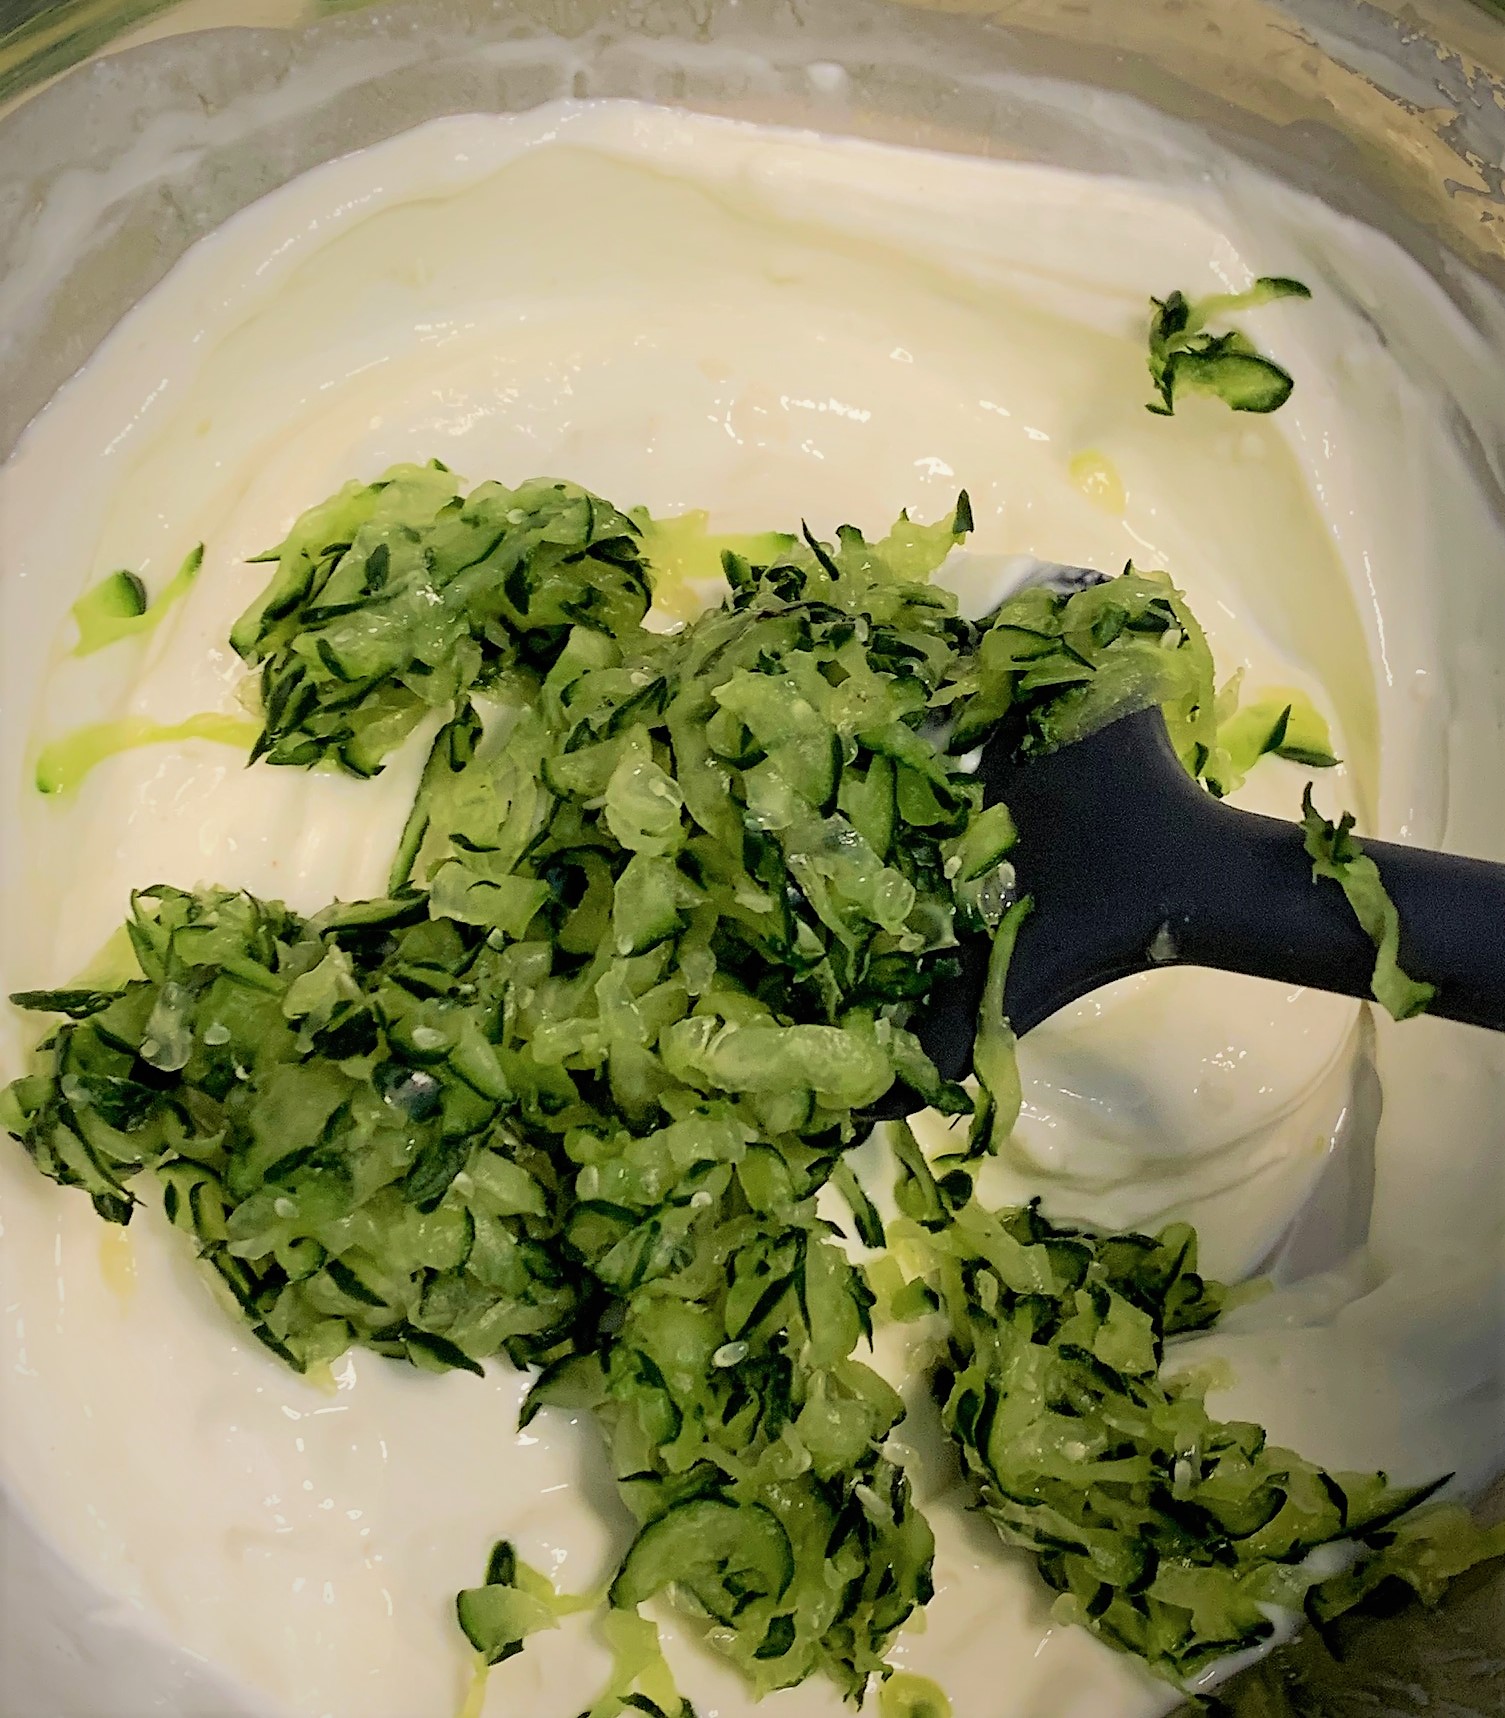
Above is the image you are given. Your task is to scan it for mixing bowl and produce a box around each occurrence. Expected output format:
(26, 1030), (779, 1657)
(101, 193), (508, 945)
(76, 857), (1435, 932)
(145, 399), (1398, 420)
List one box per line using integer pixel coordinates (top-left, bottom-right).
(0, 3), (1501, 1715)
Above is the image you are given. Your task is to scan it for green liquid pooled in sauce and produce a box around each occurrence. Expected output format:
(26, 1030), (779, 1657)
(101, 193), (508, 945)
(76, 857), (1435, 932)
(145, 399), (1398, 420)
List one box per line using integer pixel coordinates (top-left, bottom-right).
(879, 1670), (953, 1718)
(35, 713), (257, 796)
(635, 512), (794, 624)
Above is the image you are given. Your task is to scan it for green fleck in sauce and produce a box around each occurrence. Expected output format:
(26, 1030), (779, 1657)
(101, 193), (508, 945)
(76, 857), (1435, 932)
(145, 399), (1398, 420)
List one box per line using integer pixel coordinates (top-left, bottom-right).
(455, 1659), (489, 1718)
(35, 712), (258, 796)
(71, 543), (204, 656)
(879, 1670), (953, 1718)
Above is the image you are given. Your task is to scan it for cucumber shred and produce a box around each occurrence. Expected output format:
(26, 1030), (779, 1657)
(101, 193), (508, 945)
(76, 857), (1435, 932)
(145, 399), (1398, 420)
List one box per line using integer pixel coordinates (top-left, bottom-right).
(1205, 685), (1338, 799)
(71, 543), (204, 656)
(457, 1550), (560, 1667)
(1300, 788), (1436, 1021)
(609, 1498), (795, 1622)
(5, 464), (1493, 1707)
(1145, 277), (1311, 417)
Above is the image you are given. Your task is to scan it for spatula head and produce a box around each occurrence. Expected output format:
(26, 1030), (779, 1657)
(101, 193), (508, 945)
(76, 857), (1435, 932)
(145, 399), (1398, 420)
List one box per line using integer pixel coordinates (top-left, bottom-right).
(866, 704), (1228, 1122)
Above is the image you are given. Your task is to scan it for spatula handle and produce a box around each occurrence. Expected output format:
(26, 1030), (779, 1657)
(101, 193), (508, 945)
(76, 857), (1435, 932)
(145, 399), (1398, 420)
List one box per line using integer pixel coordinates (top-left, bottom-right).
(864, 708), (1505, 1123)
(1169, 808), (1505, 1031)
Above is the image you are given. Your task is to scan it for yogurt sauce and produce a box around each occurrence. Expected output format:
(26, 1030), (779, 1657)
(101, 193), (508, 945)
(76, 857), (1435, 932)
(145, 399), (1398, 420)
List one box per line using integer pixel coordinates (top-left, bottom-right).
(0, 100), (1500, 1718)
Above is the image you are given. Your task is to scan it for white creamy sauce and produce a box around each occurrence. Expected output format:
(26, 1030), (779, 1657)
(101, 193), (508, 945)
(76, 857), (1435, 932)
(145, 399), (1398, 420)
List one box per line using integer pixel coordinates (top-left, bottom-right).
(0, 100), (1501, 1718)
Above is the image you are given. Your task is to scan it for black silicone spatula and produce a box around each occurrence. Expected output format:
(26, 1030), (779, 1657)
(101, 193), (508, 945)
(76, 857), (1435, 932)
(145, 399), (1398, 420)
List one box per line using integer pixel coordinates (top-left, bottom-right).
(869, 703), (1505, 1121)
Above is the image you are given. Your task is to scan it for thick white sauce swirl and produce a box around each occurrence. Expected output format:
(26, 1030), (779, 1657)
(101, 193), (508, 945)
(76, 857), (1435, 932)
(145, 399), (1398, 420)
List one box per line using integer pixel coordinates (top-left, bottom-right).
(0, 101), (1500, 1718)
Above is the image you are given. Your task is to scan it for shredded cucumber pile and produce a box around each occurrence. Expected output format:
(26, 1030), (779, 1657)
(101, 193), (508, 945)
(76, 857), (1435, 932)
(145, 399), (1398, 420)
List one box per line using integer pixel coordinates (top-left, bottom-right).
(913, 1177), (1487, 1681)
(4, 464), (1499, 1711)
